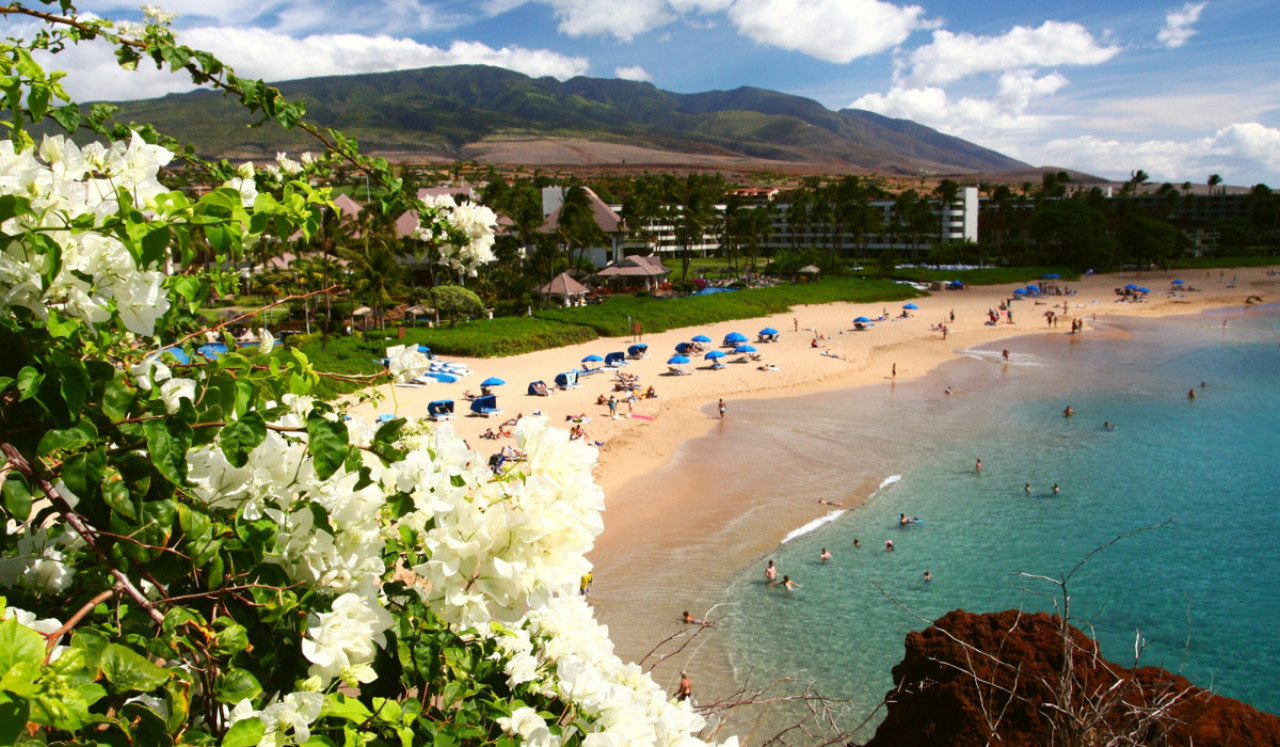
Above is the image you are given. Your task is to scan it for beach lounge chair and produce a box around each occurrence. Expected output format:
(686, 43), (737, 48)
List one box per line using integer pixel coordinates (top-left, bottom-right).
(470, 394), (504, 418)
(527, 380), (550, 396)
(709, 362), (727, 370)
(604, 352), (627, 368)
(554, 370), (580, 389)
(427, 399), (454, 421)
(667, 366), (693, 376)
(377, 413), (395, 424)
(627, 344), (649, 359)
(395, 375), (432, 388)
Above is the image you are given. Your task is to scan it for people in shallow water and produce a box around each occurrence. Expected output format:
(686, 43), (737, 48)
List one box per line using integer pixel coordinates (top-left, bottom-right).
(885, 540), (894, 551)
(899, 513), (919, 525)
(1188, 388), (1197, 399)
(1052, 483), (1060, 494)
(923, 569), (933, 583)
(1024, 482), (1032, 493)
(1063, 406), (1075, 416)
(1103, 421), (1117, 430)
(820, 548), (832, 563)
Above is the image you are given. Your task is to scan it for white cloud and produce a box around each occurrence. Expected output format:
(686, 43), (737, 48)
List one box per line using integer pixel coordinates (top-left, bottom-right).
(1157, 2), (1206, 49)
(545, 0), (671, 41)
(728, 0), (931, 64)
(900, 21), (1121, 86)
(1033, 123), (1280, 184)
(615, 65), (654, 82)
(851, 70), (1070, 138)
(36, 26), (590, 102)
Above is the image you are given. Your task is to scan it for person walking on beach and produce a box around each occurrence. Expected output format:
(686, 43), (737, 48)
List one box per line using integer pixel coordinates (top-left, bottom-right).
(793, 317), (798, 332)
(891, 362), (896, 378)
(676, 671), (693, 701)
(765, 559), (777, 582)
(718, 399), (726, 419)
(608, 396), (617, 419)
(1002, 349), (1010, 361)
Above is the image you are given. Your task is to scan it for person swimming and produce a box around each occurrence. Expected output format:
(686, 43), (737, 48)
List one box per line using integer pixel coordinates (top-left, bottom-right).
(1063, 406), (1075, 416)
(885, 540), (894, 551)
(1052, 483), (1060, 494)
(923, 569), (933, 583)
(1103, 421), (1116, 430)
(820, 548), (832, 563)
(1024, 482), (1032, 493)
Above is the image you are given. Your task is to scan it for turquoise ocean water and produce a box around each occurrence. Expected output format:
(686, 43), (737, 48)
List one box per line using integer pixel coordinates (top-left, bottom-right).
(700, 305), (1280, 737)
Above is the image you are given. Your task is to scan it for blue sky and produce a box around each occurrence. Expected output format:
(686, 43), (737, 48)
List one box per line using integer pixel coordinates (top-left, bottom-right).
(32, 0), (1280, 185)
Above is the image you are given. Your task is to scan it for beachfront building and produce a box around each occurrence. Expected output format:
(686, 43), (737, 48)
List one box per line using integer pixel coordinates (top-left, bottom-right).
(591, 254), (672, 292)
(538, 186), (628, 267)
(761, 186), (980, 256)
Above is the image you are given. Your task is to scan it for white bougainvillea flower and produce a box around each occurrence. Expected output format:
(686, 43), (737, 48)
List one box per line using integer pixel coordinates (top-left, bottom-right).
(301, 592), (394, 685)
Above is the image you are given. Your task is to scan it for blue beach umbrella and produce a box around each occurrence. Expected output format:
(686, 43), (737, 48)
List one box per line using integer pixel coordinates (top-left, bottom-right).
(759, 327), (779, 335)
(1024, 285), (1040, 292)
(854, 316), (872, 323)
(480, 376), (506, 387)
(667, 355), (691, 365)
(1172, 279), (1185, 285)
(691, 334), (712, 343)
(734, 344), (758, 353)
(903, 303), (919, 310)
(582, 354), (604, 363)
(1013, 289), (1027, 295)
(1137, 287), (1150, 293)
(725, 331), (749, 343)
(1042, 273), (1060, 279)
(705, 350), (726, 360)
(1124, 283), (1139, 290)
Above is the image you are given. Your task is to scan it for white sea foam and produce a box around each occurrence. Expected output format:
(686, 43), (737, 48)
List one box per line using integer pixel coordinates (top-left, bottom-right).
(781, 509), (846, 544)
(781, 475), (902, 544)
(958, 348), (1045, 366)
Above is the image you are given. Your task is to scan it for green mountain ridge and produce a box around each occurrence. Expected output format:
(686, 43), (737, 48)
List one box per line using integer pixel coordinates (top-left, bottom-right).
(107, 64), (1029, 173)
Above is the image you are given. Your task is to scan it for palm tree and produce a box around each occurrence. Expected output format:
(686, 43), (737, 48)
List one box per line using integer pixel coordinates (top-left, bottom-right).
(556, 184), (605, 270)
(933, 179), (960, 244)
(1208, 174), (1223, 196)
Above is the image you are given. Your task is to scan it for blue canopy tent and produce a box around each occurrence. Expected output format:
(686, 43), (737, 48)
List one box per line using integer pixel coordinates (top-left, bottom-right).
(527, 381), (550, 396)
(554, 370), (579, 389)
(470, 394), (503, 417)
(604, 352), (627, 367)
(627, 343), (649, 359)
(427, 400), (455, 421)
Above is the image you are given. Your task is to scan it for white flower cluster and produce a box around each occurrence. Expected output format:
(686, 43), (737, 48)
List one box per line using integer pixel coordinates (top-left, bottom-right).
(412, 194), (498, 276)
(228, 691), (324, 747)
(395, 417), (602, 629)
(0, 134), (174, 335)
(0, 526), (80, 595)
(140, 3), (179, 25)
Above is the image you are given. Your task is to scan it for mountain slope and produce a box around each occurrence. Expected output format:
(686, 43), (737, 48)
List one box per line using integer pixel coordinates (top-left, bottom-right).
(105, 65), (1028, 173)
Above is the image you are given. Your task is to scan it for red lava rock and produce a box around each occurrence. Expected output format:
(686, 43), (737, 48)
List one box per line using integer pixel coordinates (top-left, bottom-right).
(864, 609), (1280, 747)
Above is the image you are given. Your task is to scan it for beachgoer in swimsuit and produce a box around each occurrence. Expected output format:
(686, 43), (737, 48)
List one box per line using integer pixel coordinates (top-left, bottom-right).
(976, 458), (982, 473)
(924, 570), (933, 583)
(885, 540), (894, 552)
(765, 560), (777, 582)
(772, 575), (801, 591)
(820, 548), (832, 563)
(677, 671), (692, 701)
(1024, 482), (1032, 493)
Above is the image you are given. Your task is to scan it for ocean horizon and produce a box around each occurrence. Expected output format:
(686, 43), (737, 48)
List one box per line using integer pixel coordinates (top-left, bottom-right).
(591, 302), (1280, 743)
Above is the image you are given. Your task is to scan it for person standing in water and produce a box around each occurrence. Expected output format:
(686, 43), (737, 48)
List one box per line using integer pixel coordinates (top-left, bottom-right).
(975, 458), (982, 473)
(718, 399), (726, 418)
(820, 548), (832, 563)
(764, 559), (777, 582)
(677, 671), (693, 701)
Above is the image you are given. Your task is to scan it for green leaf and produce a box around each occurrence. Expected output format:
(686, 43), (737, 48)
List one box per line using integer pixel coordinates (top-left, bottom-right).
(99, 644), (170, 694)
(55, 354), (90, 415)
(222, 717), (266, 747)
(61, 448), (106, 504)
(306, 414), (348, 481)
(219, 411), (266, 468)
(16, 366), (41, 401)
(322, 692), (372, 723)
(102, 375), (136, 422)
(0, 692), (29, 747)
(213, 668), (260, 703)
(141, 225), (171, 268)
(0, 618), (46, 674)
(49, 103), (80, 132)
(36, 419), (98, 457)
(0, 194), (33, 223)
(144, 418), (193, 486)
(2, 475), (33, 521)
(211, 619), (249, 656)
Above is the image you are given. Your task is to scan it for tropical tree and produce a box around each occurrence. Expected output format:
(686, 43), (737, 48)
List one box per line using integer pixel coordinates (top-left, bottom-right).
(1208, 173), (1223, 196)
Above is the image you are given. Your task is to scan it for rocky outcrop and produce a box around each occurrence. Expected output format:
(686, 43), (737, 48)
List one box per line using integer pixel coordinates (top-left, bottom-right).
(865, 609), (1280, 746)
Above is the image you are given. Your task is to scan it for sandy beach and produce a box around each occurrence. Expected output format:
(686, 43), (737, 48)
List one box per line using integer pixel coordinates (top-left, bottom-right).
(351, 267), (1274, 505)
(348, 266), (1276, 715)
